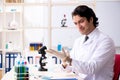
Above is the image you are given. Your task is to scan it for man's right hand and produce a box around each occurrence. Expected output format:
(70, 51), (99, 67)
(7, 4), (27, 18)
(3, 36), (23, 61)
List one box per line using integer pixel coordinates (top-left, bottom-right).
(46, 48), (72, 65)
(45, 48), (67, 60)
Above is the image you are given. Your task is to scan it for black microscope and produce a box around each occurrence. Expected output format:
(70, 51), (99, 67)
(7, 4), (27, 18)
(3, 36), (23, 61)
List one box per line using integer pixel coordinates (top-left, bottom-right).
(38, 46), (48, 71)
(61, 14), (67, 27)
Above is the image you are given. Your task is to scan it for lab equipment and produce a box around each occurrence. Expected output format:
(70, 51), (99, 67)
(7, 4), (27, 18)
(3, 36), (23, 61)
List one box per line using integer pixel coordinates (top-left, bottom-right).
(38, 46), (48, 71)
(8, 9), (18, 30)
(14, 55), (29, 80)
(61, 14), (67, 27)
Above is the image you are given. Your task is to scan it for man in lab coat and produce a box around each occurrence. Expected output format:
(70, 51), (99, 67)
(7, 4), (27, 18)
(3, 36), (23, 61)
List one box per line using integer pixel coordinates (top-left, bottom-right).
(46, 5), (115, 80)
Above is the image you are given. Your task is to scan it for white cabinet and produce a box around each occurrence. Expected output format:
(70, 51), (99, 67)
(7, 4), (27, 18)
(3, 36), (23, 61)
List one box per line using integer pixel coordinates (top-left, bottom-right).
(0, 0), (23, 76)
(3, 30), (23, 51)
(1, 1), (23, 52)
(2, 7), (23, 52)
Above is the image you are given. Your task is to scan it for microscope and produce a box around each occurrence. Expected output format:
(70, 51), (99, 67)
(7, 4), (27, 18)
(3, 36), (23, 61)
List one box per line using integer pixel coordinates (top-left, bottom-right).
(38, 46), (48, 71)
(61, 14), (67, 27)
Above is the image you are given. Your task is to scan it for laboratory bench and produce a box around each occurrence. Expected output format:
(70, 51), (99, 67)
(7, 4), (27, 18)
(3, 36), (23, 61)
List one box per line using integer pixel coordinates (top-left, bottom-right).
(1, 64), (83, 80)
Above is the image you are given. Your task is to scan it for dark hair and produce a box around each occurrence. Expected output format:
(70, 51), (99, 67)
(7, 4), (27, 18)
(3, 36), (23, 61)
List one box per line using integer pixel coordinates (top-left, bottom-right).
(72, 5), (99, 27)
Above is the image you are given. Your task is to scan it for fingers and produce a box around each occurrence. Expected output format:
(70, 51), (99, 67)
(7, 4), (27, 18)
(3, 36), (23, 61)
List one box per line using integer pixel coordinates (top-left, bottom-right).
(46, 49), (60, 57)
(46, 49), (57, 54)
(49, 49), (58, 53)
(46, 48), (70, 61)
(46, 49), (65, 59)
(62, 48), (70, 57)
(67, 51), (70, 57)
(62, 48), (66, 56)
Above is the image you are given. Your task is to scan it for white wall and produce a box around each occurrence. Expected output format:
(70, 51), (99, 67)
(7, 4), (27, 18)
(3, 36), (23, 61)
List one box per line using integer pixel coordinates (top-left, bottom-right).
(51, 1), (120, 48)
(25, 1), (120, 49)
(96, 1), (120, 47)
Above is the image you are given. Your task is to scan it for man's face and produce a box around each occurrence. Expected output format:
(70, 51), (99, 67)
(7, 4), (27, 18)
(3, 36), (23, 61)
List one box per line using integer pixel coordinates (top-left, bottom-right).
(72, 15), (94, 35)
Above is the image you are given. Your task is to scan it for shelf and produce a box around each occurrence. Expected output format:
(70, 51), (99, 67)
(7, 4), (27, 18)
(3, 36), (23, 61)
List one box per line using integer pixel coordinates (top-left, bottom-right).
(51, 1), (95, 6)
(4, 50), (21, 53)
(23, 3), (49, 6)
(4, 3), (24, 6)
(3, 1), (96, 7)
(3, 29), (23, 32)
(4, 3), (49, 6)
(51, 27), (76, 29)
(5, 0), (23, 3)
(23, 27), (49, 29)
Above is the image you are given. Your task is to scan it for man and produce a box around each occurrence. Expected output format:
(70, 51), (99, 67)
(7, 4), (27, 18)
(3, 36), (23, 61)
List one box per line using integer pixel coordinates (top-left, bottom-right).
(46, 5), (115, 80)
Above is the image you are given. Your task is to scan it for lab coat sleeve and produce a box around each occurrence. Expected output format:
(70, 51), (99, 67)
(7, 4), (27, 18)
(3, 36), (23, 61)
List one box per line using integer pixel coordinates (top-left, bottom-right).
(71, 37), (115, 75)
(60, 64), (73, 72)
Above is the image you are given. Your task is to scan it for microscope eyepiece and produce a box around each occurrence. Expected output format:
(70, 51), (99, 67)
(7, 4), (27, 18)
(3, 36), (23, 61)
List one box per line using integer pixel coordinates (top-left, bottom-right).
(39, 46), (47, 51)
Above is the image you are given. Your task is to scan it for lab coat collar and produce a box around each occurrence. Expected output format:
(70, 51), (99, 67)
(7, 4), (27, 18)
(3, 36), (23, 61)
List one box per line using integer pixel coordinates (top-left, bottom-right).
(83, 38), (93, 45)
(83, 28), (99, 45)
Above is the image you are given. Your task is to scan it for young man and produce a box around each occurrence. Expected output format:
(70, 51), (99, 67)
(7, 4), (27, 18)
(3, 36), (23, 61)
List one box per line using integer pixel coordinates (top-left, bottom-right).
(46, 5), (115, 80)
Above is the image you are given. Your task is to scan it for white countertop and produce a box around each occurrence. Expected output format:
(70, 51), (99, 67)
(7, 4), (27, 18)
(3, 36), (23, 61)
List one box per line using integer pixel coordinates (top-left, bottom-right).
(1, 64), (83, 80)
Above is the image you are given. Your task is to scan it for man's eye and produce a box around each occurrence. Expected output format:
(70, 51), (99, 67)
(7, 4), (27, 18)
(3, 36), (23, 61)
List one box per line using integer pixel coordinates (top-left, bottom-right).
(74, 23), (77, 25)
(80, 20), (84, 23)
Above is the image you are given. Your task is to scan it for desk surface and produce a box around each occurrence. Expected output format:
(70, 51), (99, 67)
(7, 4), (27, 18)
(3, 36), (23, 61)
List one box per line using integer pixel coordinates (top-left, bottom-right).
(1, 65), (84, 80)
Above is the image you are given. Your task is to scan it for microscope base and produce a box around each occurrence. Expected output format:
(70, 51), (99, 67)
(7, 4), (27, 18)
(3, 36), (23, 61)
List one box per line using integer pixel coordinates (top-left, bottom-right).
(38, 68), (48, 71)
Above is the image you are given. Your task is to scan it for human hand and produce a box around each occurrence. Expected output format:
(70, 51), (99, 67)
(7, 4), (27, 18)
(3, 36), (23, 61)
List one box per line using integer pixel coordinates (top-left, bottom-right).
(46, 48), (67, 60)
(46, 48), (72, 64)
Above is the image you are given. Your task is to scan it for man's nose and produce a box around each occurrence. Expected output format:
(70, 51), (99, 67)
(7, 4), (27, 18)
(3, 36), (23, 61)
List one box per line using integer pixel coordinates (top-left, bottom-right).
(77, 23), (81, 28)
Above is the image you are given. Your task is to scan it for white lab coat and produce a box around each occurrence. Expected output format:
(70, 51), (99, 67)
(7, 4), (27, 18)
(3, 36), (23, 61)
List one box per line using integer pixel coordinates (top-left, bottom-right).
(63, 28), (115, 80)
